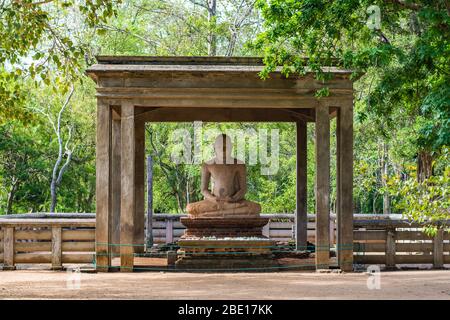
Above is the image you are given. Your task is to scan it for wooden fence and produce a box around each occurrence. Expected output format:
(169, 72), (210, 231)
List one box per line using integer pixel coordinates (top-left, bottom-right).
(151, 213), (335, 244)
(353, 219), (450, 268)
(1, 214), (449, 269)
(0, 219), (95, 270)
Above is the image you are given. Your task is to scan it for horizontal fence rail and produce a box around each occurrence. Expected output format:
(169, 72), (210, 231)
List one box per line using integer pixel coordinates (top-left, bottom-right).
(1, 213), (449, 269)
(353, 219), (450, 268)
(0, 218), (95, 270)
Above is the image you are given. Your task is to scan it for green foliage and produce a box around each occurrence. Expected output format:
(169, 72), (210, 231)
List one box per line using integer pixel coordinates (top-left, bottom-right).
(0, 0), (119, 122)
(94, 0), (262, 56)
(0, 79), (96, 214)
(253, 0), (450, 224)
(0, 0), (448, 221)
(387, 147), (450, 235)
(0, 121), (48, 214)
(254, 0), (450, 152)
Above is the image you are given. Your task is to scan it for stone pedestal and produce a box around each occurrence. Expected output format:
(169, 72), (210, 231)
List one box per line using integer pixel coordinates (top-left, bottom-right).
(176, 217), (278, 271)
(176, 239), (278, 271)
(180, 217), (270, 238)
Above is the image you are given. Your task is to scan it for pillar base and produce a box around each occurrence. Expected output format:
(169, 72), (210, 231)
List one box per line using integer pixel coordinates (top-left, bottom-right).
(51, 266), (64, 271)
(2, 266), (16, 271)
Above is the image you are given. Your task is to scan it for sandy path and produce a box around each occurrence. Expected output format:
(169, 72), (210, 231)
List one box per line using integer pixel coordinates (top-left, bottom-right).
(0, 270), (449, 299)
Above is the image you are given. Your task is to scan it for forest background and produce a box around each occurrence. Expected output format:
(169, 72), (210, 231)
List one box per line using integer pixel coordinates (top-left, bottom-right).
(0, 0), (448, 231)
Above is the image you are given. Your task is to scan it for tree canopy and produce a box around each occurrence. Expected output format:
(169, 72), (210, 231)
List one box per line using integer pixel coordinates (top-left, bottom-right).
(0, 0), (448, 232)
(255, 0), (449, 161)
(0, 0), (117, 121)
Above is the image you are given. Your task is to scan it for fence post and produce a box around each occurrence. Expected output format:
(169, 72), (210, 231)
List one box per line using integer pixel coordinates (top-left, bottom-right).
(329, 217), (335, 245)
(263, 220), (270, 238)
(166, 218), (174, 244)
(433, 229), (444, 269)
(3, 227), (15, 270)
(51, 226), (62, 270)
(385, 229), (396, 270)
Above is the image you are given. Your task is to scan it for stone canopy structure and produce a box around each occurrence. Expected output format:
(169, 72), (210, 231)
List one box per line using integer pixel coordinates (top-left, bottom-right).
(87, 56), (354, 272)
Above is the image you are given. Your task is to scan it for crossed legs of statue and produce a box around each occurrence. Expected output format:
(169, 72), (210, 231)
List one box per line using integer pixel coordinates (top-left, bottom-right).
(186, 199), (261, 218)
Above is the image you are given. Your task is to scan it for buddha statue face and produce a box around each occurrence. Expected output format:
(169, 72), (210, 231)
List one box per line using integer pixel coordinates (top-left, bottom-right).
(214, 134), (232, 164)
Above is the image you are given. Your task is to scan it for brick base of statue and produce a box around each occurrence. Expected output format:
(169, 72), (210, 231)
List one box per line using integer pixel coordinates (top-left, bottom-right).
(175, 218), (278, 271)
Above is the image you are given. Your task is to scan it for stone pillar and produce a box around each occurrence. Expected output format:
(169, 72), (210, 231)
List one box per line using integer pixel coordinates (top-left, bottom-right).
(134, 119), (145, 253)
(336, 103), (354, 271)
(95, 100), (112, 272)
(296, 120), (308, 251)
(111, 108), (121, 256)
(120, 101), (136, 272)
(315, 103), (330, 269)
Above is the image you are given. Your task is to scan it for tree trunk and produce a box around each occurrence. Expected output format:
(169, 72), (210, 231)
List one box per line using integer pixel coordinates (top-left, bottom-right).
(372, 194), (378, 214)
(417, 150), (433, 182)
(50, 182), (57, 212)
(186, 174), (190, 204)
(381, 142), (390, 214)
(207, 0), (217, 56)
(6, 178), (18, 215)
(49, 86), (75, 213)
(227, 30), (237, 56)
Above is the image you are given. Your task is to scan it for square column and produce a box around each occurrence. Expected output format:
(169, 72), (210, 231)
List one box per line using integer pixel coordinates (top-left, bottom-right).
(111, 109), (121, 256)
(315, 103), (330, 269)
(296, 120), (308, 250)
(134, 120), (146, 253)
(111, 107), (145, 262)
(120, 101), (136, 271)
(336, 103), (354, 271)
(95, 100), (112, 272)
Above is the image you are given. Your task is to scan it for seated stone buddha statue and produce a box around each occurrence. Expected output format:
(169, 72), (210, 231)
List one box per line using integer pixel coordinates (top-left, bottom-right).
(186, 134), (261, 218)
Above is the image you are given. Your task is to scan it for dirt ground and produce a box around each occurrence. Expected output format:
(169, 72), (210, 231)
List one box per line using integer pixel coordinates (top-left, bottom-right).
(0, 269), (449, 299)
